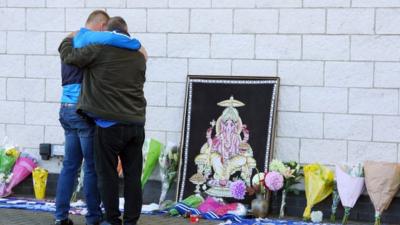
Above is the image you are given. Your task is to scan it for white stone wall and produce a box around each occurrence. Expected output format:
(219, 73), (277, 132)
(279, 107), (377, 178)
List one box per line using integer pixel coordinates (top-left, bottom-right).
(0, 0), (400, 172)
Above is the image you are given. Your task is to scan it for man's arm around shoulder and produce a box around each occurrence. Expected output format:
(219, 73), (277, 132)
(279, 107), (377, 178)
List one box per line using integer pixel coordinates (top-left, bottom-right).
(58, 34), (101, 68)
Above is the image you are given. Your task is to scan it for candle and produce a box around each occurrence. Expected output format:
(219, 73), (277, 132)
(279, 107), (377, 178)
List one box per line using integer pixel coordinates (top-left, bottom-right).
(190, 214), (199, 223)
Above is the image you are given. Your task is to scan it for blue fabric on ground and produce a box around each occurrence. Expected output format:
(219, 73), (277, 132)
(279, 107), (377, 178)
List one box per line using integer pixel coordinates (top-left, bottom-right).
(0, 197), (159, 216)
(0, 197), (333, 225)
(172, 202), (334, 225)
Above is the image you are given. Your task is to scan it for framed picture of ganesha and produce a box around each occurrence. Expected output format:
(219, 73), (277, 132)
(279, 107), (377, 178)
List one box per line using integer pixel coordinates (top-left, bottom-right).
(176, 75), (280, 203)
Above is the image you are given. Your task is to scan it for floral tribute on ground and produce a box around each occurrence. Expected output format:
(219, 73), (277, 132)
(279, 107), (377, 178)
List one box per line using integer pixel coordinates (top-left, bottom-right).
(0, 138), (38, 197)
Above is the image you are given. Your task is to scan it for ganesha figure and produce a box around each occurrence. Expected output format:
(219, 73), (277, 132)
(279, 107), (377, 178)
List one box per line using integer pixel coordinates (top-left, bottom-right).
(190, 96), (257, 198)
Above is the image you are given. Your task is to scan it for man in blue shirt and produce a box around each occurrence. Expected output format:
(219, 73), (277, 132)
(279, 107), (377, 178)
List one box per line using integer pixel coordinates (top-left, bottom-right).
(59, 16), (147, 225)
(55, 10), (143, 225)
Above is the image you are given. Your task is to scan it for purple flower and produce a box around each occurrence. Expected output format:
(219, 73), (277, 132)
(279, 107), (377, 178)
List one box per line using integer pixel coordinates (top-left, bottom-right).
(230, 180), (246, 200)
(265, 171), (284, 191)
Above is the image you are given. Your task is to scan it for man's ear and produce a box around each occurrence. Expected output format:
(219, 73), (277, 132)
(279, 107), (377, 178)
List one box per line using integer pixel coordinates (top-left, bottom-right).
(101, 22), (107, 31)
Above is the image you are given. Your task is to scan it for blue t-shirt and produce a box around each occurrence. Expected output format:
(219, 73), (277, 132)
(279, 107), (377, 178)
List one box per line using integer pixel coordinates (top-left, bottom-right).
(61, 28), (142, 127)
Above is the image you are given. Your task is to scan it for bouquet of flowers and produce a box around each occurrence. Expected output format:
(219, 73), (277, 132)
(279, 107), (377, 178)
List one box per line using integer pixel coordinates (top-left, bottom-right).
(364, 161), (400, 225)
(158, 142), (179, 204)
(32, 167), (48, 200)
(269, 160), (303, 218)
(141, 138), (163, 188)
(336, 164), (364, 225)
(0, 145), (20, 197)
(0, 147), (20, 175)
(4, 152), (38, 196)
(243, 169), (284, 218)
(0, 172), (13, 197)
(246, 170), (285, 195)
(303, 163), (334, 220)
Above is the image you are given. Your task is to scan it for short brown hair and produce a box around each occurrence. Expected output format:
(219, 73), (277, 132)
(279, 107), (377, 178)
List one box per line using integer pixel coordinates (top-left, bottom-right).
(106, 16), (128, 33)
(86, 10), (110, 25)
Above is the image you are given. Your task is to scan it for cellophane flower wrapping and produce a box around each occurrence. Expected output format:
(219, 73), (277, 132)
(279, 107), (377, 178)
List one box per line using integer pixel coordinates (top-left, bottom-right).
(169, 194), (204, 216)
(302, 163), (334, 220)
(32, 167), (48, 200)
(0, 172), (13, 196)
(198, 196), (223, 213)
(141, 138), (164, 188)
(4, 152), (38, 196)
(336, 164), (364, 225)
(0, 146), (20, 197)
(0, 148), (20, 174)
(159, 142), (179, 204)
(364, 161), (400, 225)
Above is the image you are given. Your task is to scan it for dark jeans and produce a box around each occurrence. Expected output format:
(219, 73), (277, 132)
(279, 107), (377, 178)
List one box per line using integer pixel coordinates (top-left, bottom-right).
(94, 124), (145, 225)
(55, 103), (102, 225)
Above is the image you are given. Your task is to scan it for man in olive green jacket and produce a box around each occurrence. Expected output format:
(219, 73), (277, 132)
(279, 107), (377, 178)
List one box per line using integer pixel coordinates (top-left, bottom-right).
(59, 17), (146, 225)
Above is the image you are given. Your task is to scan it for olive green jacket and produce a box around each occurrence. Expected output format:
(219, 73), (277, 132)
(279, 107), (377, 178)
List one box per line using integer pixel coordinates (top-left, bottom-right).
(58, 37), (147, 124)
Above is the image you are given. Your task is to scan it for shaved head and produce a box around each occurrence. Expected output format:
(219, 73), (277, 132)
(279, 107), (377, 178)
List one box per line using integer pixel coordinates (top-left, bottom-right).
(85, 10), (110, 31)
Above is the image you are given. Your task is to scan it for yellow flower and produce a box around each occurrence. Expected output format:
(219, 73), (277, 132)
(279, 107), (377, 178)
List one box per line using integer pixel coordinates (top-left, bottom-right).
(5, 148), (20, 158)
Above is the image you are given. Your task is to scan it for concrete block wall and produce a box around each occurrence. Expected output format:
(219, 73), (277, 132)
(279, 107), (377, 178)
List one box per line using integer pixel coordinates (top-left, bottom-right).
(0, 0), (399, 172)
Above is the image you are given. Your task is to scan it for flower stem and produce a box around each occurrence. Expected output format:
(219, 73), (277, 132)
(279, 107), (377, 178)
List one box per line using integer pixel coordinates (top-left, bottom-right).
(341, 207), (351, 225)
(330, 183), (340, 222)
(374, 211), (381, 225)
(279, 189), (286, 218)
(330, 212), (335, 222)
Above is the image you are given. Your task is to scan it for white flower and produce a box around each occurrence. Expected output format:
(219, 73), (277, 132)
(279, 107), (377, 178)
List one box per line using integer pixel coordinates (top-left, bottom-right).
(311, 210), (323, 223)
(251, 172), (265, 186)
(269, 159), (286, 173)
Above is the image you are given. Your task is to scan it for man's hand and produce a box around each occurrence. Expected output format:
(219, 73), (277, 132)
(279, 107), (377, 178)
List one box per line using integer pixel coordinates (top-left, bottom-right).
(58, 37), (100, 68)
(67, 31), (78, 39)
(139, 46), (148, 62)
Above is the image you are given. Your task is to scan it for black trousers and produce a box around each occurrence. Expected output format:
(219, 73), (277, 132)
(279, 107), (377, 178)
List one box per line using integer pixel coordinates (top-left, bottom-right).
(94, 124), (145, 225)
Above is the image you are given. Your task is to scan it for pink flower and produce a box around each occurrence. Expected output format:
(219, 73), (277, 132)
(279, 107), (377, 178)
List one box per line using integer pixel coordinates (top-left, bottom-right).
(230, 180), (246, 200)
(265, 171), (284, 191)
